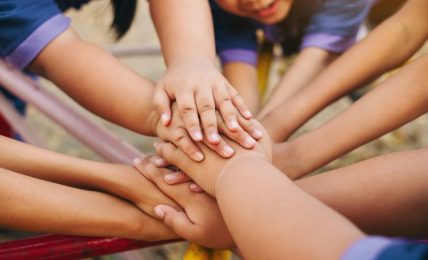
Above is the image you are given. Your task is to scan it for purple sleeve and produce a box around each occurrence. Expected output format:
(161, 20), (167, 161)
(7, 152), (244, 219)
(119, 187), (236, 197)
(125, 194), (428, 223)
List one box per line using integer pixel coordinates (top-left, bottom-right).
(6, 14), (70, 70)
(342, 236), (402, 260)
(218, 49), (258, 67)
(301, 0), (374, 53)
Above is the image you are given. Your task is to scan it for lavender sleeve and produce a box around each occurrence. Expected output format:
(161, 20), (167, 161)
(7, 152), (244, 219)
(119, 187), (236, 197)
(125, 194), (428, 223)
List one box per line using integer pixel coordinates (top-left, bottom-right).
(5, 14), (71, 70)
(301, 0), (373, 53)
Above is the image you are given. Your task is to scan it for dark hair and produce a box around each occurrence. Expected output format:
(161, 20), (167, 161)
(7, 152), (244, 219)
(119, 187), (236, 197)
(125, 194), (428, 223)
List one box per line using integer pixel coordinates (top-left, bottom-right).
(110, 0), (137, 39)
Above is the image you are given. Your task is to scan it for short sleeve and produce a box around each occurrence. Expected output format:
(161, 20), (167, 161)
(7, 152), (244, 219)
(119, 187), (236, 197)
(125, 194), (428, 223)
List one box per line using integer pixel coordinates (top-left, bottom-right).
(342, 236), (428, 260)
(0, 0), (71, 69)
(301, 0), (373, 53)
(210, 0), (258, 66)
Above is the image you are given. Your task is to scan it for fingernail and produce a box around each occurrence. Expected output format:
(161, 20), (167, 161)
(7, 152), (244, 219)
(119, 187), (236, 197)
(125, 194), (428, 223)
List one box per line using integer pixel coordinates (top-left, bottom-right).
(209, 133), (220, 143)
(164, 173), (177, 183)
(154, 206), (165, 218)
(194, 151), (204, 161)
(223, 146), (234, 157)
(189, 183), (200, 191)
(193, 131), (203, 141)
(161, 113), (169, 125)
(243, 110), (252, 118)
(245, 137), (256, 147)
(253, 129), (264, 139)
(154, 158), (165, 167)
(153, 142), (159, 148)
(133, 158), (141, 165)
(230, 119), (239, 129)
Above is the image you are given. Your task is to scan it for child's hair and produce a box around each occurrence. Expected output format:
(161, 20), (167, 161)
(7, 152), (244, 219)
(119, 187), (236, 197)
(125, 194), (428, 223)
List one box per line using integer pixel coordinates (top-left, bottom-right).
(110, 0), (137, 39)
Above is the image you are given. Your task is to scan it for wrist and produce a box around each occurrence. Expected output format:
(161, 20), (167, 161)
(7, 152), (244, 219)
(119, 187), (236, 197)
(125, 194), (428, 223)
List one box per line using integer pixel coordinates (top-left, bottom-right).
(95, 164), (140, 202)
(148, 109), (160, 136)
(215, 153), (268, 197)
(167, 57), (215, 69)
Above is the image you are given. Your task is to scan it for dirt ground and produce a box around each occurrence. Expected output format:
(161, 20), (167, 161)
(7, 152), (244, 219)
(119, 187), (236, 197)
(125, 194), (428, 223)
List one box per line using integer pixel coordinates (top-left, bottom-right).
(2, 1), (428, 259)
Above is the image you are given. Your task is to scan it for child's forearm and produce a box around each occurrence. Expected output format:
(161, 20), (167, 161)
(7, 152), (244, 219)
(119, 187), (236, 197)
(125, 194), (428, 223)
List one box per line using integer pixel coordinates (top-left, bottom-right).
(149, 0), (216, 66)
(275, 54), (428, 179)
(29, 28), (158, 136)
(259, 48), (337, 121)
(261, 0), (428, 141)
(0, 136), (178, 217)
(296, 148), (428, 237)
(215, 155), (363, 259)
(222, 62), (259, 113)
(0, 167), (175, 240)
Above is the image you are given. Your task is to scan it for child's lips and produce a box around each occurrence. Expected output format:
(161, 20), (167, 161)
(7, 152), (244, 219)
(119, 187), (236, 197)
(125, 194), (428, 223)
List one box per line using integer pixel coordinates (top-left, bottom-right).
(255, 0), (279, 18)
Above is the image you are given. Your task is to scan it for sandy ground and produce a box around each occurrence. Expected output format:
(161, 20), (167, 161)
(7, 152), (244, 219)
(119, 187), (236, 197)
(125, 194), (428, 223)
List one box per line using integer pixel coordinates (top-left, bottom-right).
(2, 1), (428, 259)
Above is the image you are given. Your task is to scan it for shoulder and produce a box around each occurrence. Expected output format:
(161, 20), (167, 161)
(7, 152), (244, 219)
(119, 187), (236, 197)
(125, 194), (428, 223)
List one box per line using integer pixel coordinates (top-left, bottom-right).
(0, 0), (71, 69)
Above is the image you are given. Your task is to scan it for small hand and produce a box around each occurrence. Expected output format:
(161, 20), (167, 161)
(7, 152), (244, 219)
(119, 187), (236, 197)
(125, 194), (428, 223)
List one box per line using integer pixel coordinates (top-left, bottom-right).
(134, 158), (234, 249)
(153, 120), (272, 196)
(153, 61), (254, 143)
(155, 103), (264, 161)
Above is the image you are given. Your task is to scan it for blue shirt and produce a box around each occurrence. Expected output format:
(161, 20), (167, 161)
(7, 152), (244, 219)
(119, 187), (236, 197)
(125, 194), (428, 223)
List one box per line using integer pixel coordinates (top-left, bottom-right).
(343, 236), (428, 260)
(210, 0), (374, 66)
(0, 0), (88, 69)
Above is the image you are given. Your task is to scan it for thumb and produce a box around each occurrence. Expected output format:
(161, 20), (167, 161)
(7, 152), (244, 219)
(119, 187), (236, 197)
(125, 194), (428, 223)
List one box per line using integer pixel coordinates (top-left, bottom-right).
(154, 205), (194, 238)
(153, 85), (172, 125)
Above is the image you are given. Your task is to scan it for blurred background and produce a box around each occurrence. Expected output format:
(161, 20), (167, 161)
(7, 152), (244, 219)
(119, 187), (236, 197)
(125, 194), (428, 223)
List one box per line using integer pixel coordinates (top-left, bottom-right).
(1, 0), (427, 259)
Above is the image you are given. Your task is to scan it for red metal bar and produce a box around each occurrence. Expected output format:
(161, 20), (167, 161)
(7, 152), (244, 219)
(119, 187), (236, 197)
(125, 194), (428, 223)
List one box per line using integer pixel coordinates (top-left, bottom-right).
(0, 235), (179, 260)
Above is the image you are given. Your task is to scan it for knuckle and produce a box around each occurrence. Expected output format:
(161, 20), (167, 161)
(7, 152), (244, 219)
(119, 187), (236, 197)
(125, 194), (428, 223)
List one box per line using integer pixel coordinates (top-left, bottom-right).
(198, 104), (215, 114)
(179, 105), (197, 115)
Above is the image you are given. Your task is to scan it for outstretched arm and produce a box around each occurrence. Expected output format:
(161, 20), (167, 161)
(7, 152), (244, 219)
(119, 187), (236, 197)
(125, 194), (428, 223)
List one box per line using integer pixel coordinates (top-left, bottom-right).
(259, 47), (337, 118)
(0, 166), (175, 240)
(0, 135), (179, 218)
(274, 53), (428, 179)
(29, 28), (158, 136)
(260, 0), (428, 141)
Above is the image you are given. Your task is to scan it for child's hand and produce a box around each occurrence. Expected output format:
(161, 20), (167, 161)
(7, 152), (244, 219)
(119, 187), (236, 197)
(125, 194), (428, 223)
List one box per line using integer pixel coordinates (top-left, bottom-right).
(134, 158), (235, 249)
(155, 103), (264, 161)
(117, 156), (181, 217)
(153, 61), (253, 143)
(154, 121), (272, 196)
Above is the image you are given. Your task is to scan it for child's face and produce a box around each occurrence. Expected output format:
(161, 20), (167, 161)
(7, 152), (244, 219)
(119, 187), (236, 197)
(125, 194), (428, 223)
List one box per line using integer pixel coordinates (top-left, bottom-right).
(215, 0), (293, 24)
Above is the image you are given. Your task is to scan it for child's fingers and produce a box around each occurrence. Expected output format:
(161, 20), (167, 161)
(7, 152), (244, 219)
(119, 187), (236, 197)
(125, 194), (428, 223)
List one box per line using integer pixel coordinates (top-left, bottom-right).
(216, 112), (256, 149)
(237, 116), (264, 140)
(171, 128), (204, 161)
(189, 182), (204, 193)
(133, 156), (173, 180)
(155, 142), (193, 174)
(149, 155), (170, 167)
(154, 205), (195, 238)
(153, 85), (172, 125)
(164, 171), (192, 185)
(227, 86), (252, 119)
(196, 90), (221, 144)
(213, 84), (239, 132)
(176, 93), (203, 142)
(202, 138), (235, 158)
